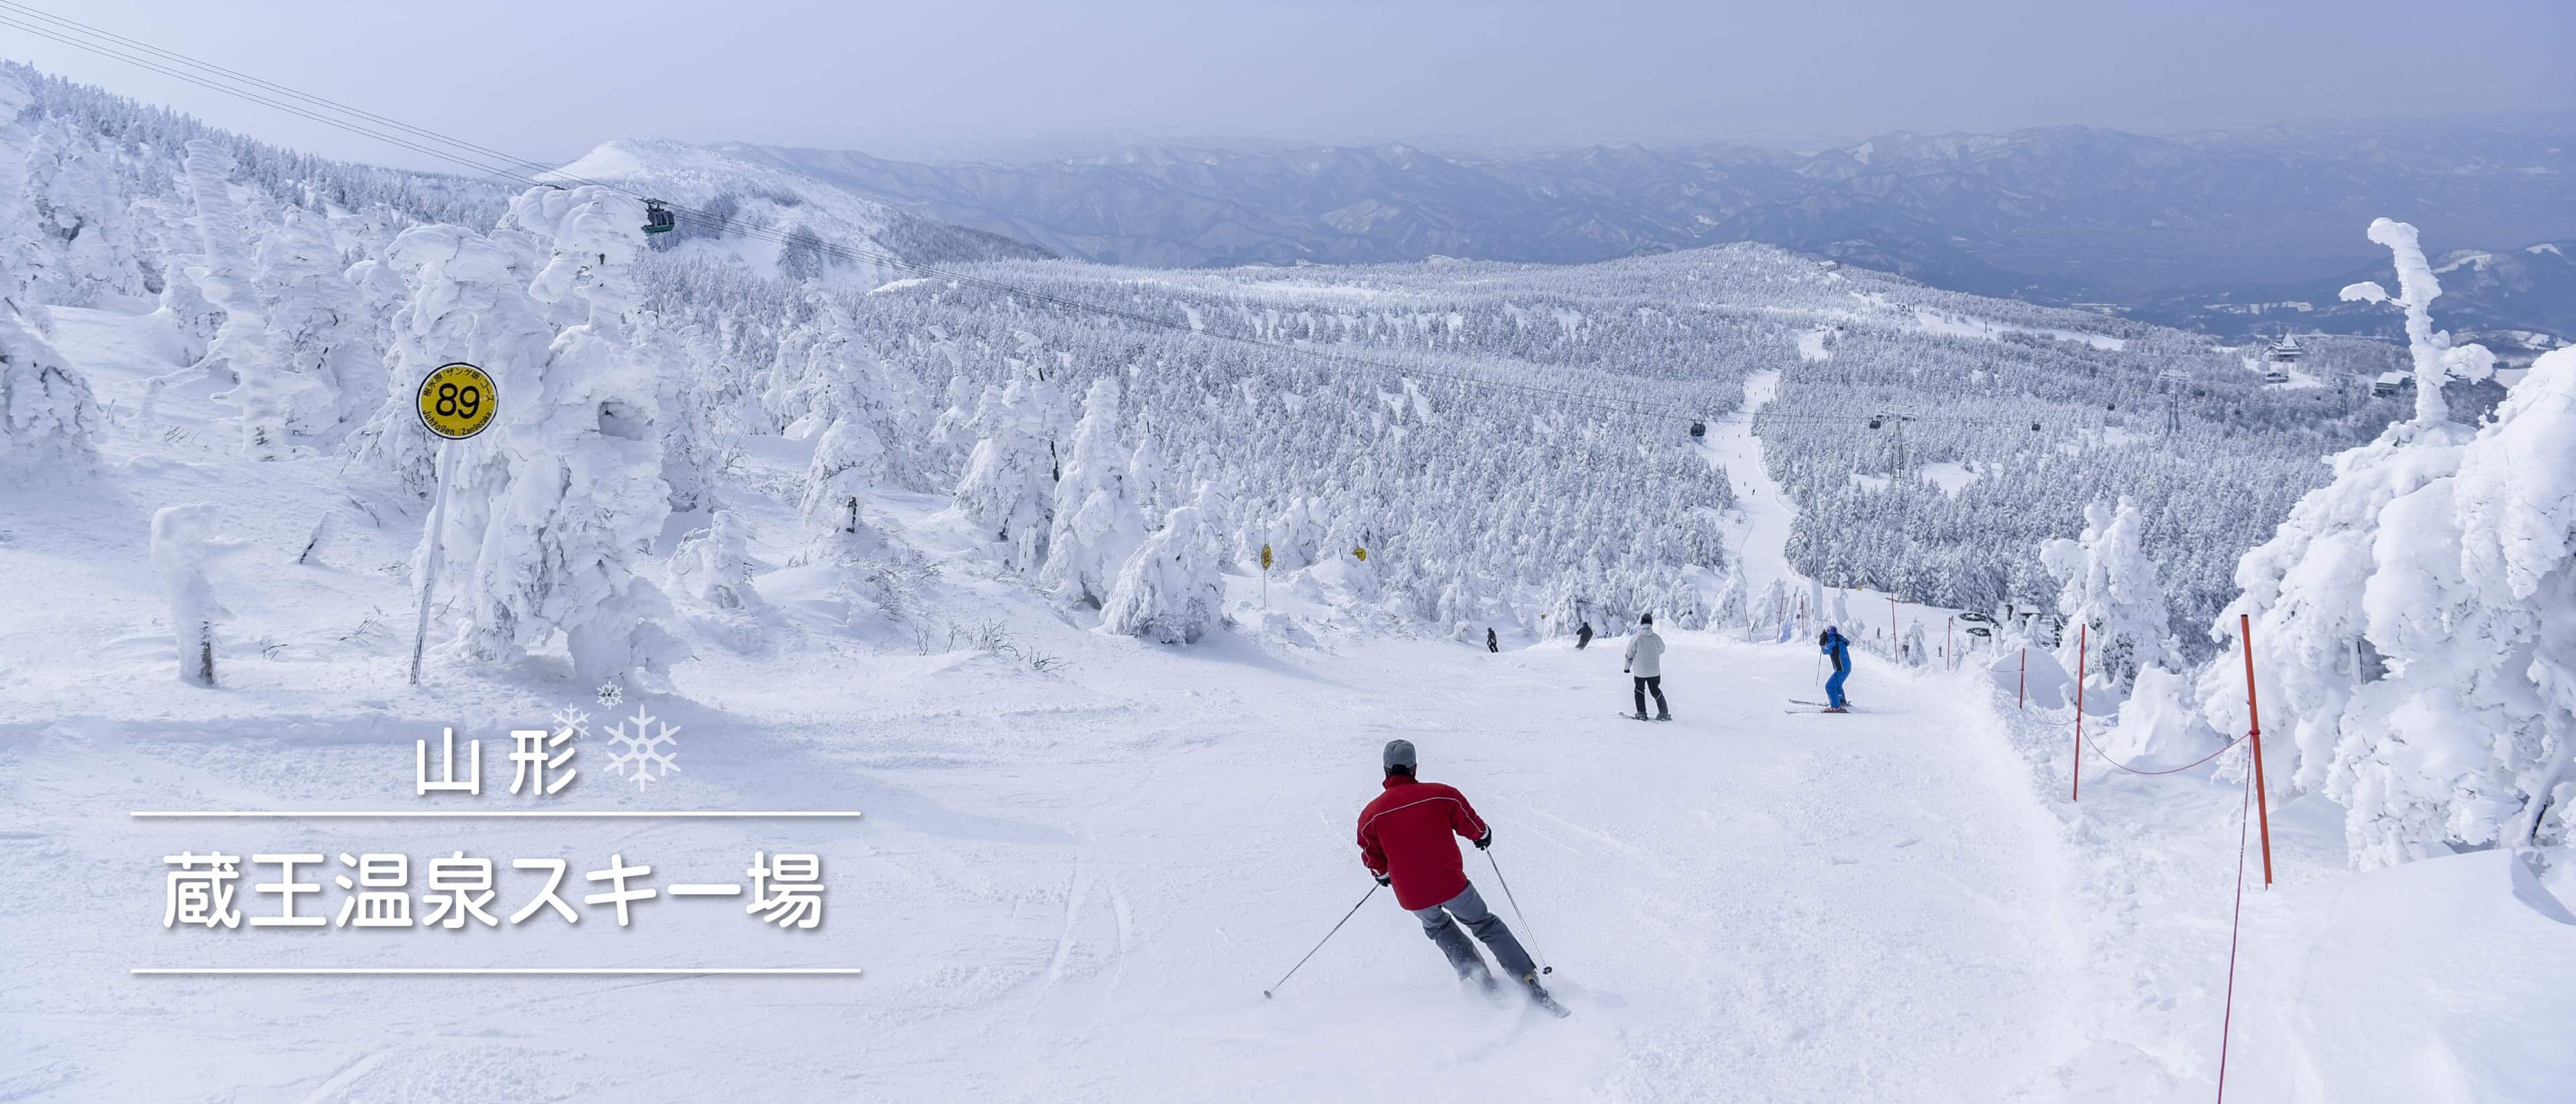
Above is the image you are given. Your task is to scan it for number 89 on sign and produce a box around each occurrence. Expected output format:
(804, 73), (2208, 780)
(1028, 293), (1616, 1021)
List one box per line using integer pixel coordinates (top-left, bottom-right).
(415, 363), (497, 440)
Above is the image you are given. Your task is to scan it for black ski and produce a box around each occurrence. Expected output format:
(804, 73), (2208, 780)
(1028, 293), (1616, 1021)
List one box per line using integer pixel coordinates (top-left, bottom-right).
(1616, 713), (1672, 722)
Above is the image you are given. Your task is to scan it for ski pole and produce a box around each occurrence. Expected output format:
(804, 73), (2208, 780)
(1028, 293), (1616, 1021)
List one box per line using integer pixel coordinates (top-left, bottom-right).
(1263, 883), (1377, 998)
(1484, 851), (1551, 974)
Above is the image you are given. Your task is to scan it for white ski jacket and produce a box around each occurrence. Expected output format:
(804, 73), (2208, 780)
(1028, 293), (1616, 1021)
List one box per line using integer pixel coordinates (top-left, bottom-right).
(1624, 628), (1666, 678)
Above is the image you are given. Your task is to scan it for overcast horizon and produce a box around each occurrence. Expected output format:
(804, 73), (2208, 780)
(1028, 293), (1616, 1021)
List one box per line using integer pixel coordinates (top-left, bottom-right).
(4, 0), (2570, 172)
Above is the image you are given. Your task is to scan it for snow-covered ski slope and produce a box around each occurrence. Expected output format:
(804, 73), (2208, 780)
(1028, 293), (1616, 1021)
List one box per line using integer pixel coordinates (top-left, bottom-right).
(1704, 368), (1801, 596)
(3, 622), (2076, 1100)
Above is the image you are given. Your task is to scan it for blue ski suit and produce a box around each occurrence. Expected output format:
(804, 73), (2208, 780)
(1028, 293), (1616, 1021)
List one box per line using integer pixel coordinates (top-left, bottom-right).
(1821, 628), (1851, 708)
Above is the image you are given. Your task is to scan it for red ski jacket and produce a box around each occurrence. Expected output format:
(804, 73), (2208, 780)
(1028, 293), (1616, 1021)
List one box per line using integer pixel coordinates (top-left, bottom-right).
(1357, 775), (1490, 910)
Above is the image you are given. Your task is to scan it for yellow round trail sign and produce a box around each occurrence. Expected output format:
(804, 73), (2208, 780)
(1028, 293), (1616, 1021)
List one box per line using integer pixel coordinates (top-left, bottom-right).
(1261, 544), (1274, 570)
(415, 362), (497, 440)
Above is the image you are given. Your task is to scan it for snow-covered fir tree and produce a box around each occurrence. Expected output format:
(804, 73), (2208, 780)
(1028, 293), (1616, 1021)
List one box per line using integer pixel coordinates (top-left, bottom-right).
(30, 117), (144, 306)
(0, 72), (95, 479)
(951, 374), (1060, 571)
(2037, 495), (2174, 694)
(183, 140), (317, 458)
(671, 508), (762, 611)
(347, 223), (553, 498)
(256, 205), (376, 431)
(1102, 481), (1230, 645)
(2196, 219), (2564, 869)
(1036, 376), (1147, 607)
(435, 186), (682, 688)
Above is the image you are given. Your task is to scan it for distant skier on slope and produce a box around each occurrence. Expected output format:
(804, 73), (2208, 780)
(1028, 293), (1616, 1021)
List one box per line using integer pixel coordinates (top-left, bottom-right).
(1624, 613), (1670, 721)
(1819, 624), (1853, 712)
(1358, 740), (1556, 1008)
(1487, 628), (1499, 653)
(1575, 622), (1594, 650)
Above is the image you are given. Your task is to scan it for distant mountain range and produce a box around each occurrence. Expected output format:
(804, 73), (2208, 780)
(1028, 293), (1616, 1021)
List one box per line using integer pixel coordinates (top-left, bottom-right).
(2130, 241), (2576, 361)
(561, 115), (2575, 346)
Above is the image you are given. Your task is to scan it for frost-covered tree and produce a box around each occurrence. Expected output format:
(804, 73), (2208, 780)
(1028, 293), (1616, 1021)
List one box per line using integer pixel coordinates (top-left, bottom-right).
(150, 503), (228, 687)
(2038, 495), (2174, 694)
(1753, 579), (1789, 637)
(1037, 376), (1147, 607)
(670, 508), (761, 611)
(0, 75), (95, 478)
(790, 298), (900, 553)
(0, 298), (93, 478)
(257, 205), (375, 431)
(1265, 494), (1326, 572)
(184, 140), (318, 457)
(31, 118), (144, 305)
(951, 376), (1059, 571)
(436, 186), (682, 688)
(347, 224), (553, 498)
(1101, 481), (1230, 645)
(798, 402), (888, 563)
(139, 195), (223, 361)
(2337, 219), (2498, 427)
(0, 74), (56, 310)
(2198, 219), (2570, 868)
(1713, 567), (1748, 629)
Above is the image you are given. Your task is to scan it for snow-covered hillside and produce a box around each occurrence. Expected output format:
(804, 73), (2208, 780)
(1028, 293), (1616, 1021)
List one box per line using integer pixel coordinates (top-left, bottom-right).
(546, 139), (1051, 286)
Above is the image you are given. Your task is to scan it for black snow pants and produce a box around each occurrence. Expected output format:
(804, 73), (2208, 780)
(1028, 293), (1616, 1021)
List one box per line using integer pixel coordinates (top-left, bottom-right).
(1633, 675), (1667, 718)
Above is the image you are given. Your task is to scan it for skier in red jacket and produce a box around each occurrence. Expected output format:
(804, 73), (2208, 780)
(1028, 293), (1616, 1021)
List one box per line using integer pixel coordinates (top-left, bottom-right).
(1358, 739), (1552, 1005)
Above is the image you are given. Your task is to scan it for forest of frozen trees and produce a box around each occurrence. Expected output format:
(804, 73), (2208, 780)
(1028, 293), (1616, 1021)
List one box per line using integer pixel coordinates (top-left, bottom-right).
(1, 58), (2563, 869)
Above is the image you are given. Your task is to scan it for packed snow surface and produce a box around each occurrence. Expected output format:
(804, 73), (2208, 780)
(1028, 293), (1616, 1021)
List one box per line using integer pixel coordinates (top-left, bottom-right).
(5, 619), (2082, 1100)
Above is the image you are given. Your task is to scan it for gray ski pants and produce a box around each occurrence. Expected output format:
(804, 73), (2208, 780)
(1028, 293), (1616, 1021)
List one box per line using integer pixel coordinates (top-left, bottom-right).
(1409, 883), (1536, 983)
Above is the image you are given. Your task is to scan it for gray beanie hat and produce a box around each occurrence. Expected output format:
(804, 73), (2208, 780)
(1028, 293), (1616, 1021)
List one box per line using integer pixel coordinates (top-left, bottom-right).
(1383, 738), (1417, 772)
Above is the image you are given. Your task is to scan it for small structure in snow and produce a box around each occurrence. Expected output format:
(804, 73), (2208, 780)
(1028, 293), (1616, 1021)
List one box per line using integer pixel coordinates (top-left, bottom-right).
(2371, 371), (2410, 397)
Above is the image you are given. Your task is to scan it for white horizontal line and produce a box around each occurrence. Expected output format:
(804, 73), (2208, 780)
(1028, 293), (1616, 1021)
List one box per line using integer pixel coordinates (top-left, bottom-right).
(667, 885), (745, 896)
(130, 811), (865, 819)
(131, 967), (863, 975)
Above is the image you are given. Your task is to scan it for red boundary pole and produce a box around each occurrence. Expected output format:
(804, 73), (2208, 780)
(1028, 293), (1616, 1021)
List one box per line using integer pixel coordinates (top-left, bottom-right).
(2239, 614), (2274, 886)
(2072, 624), (2087, 802)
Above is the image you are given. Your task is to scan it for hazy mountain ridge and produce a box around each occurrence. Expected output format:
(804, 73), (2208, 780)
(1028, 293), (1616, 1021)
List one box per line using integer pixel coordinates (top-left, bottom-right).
(685, 115), (2573, 338)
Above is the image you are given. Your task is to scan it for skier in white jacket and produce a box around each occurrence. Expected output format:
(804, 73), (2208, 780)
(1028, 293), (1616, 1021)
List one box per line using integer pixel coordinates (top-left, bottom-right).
(1623, 614), (1670, 721)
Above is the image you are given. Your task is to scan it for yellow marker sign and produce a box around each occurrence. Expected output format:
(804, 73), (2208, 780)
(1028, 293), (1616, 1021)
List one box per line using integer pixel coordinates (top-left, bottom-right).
(415, 362), (497, 441)
(1261, 544), (1273, 570)
(1352, 546), (1368, 562)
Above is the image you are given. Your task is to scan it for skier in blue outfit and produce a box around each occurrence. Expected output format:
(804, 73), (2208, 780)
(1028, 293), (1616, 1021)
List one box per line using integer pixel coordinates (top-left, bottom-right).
(1819, 625), (1852, 712)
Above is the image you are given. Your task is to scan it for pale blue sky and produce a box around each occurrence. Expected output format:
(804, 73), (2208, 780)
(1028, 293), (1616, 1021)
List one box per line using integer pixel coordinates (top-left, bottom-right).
(5, 0), (2569, 168)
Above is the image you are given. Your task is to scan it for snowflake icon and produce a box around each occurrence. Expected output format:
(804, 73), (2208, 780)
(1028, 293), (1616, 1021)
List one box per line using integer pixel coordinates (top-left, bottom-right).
(551, 706), (591, 740)
(595, 682), (624, 708)
(602, 708), (680, 791)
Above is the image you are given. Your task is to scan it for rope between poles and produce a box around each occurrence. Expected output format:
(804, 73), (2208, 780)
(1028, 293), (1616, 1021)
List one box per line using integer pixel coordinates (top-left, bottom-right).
(2214, 749), (2255, 1101)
